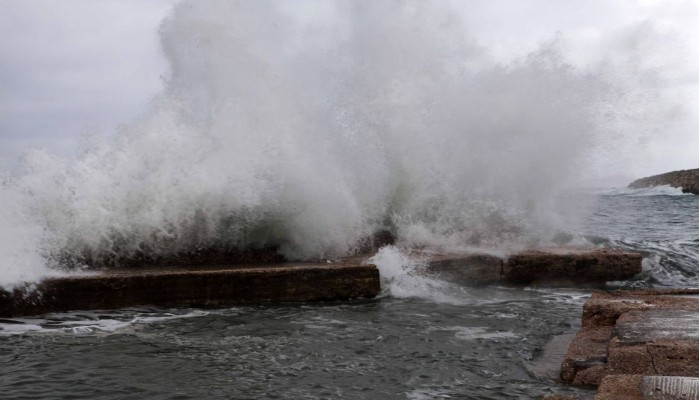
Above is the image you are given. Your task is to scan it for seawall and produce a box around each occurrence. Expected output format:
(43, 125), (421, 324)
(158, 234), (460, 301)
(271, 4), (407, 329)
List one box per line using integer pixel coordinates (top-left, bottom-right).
(0, 247), (643, 318)
(0, 263), (381, 318)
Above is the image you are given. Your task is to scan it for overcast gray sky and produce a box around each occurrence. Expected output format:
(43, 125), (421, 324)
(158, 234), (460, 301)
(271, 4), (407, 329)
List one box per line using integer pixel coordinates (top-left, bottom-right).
(1, 0), (697, 179)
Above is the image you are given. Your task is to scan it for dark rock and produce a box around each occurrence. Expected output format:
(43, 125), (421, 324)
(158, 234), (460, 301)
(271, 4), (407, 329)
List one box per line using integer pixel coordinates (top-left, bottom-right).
(628, 168), (699, 194)
(53, 244), (287, 270)
(51, 230), (397, 270)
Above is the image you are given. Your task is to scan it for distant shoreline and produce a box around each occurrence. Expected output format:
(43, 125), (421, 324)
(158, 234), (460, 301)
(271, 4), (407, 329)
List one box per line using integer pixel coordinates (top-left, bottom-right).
(628, 168), (699, 195)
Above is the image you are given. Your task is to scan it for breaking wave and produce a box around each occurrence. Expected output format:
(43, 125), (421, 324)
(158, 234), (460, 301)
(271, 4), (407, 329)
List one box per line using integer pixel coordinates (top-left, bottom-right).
(598, 185), (691, 197)
(0, 0), (679, 286)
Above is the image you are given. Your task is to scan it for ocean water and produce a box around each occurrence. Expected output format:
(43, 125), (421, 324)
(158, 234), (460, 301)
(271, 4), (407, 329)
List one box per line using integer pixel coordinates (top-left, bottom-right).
(586, 186), (699, 288)
(0, 1), (694, 398)
(1, 189), (697, 399)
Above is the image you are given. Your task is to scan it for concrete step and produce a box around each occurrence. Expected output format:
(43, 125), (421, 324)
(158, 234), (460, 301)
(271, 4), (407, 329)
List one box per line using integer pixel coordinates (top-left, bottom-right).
(561, 290), (699, 387)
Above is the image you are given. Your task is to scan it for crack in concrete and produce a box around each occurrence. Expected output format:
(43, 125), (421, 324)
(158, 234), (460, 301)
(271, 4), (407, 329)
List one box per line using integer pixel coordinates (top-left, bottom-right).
(646, 343), (658, 374)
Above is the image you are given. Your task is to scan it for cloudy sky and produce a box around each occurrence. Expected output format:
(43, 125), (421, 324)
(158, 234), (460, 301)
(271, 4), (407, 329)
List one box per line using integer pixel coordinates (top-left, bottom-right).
(1, 0), (697, 179)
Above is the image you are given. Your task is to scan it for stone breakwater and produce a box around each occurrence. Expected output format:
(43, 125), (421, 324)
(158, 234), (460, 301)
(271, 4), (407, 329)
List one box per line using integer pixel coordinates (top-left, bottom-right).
(0, 263), (382, 318)
(0, 247), (642, 317)
(546, 289), (699, 400)
(424, 247), (641, 287)
(628, 168), (699, 194)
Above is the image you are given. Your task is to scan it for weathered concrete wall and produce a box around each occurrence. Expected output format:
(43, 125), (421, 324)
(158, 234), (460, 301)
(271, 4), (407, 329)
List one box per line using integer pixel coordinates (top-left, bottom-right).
(424, 253), (504, 285)
(561, 290), (699, 387)
(0, 246), (642, 317)
(425, 248), (642, 287)
(0, 263), (380, 318)
(505, 249), (641, 285)
(628, 168), (699, 194)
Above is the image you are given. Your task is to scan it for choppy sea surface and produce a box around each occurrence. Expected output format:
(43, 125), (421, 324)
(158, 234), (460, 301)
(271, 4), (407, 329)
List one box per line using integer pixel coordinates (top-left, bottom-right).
(1, 188), (697, 399)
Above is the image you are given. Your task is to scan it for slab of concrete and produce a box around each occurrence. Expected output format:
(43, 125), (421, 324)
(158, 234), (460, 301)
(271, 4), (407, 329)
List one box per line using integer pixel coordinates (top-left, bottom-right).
(594, 374), (644, 400)
(424, 247), (642, 287)
(615, 310), (699, 343)
(504, 248), (642, 286)
(0, 246), (642, 317)
(423, 253), (504, 285)
(561, 290), (699, 387)
(561, 326), (613, 386)
(0, 262), (380, 318)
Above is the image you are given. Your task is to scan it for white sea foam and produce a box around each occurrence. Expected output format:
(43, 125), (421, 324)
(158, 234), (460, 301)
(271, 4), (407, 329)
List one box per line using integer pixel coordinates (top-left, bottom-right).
(368, 246), (451, 301)
(0, 309), (209, 336)
(598, 185), (691, 197)
(441, 326), (518, 341)
(0, 0), (681, 287)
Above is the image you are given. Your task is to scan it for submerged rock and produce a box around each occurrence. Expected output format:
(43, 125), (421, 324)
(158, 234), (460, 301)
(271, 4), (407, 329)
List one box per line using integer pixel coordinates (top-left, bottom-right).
(628, 168), (699, 194)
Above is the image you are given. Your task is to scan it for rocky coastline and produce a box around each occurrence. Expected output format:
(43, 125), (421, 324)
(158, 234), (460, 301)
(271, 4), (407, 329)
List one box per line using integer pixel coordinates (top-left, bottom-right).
(628, 168), (699, 194)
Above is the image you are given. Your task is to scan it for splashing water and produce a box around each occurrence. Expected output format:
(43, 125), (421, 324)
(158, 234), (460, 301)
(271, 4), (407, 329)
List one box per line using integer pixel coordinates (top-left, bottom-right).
(0, 0), (679, 286)
(368, 246), (450, 301)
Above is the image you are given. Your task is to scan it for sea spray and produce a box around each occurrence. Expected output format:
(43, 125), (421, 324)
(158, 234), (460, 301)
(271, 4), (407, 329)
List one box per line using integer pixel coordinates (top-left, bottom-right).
(0, 173), (65, 286)
(0, 0), (680, 285)
(367, 246), (447, 300)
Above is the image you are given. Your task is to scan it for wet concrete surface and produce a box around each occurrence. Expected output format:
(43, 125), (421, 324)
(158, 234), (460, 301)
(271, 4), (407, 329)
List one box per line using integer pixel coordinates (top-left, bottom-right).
(1, 247), (643, 318)
(0, 262), (381, 318)
(425, 247), (642, 287)
(553, 290), (699, 399)
(615, 310), (699, 344)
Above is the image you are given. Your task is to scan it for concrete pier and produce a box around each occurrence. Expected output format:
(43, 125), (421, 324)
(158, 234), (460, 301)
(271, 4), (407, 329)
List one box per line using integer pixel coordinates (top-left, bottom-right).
(0, 262), (380, 318)
(0, 246), (642, 318)
(425, 247), (642, 286)
(562, 289), (699, 386)
(548, 289), (699, 399)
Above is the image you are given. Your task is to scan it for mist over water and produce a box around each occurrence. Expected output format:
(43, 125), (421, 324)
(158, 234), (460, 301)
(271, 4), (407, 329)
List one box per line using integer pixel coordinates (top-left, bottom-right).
(0, 0), (679, 286)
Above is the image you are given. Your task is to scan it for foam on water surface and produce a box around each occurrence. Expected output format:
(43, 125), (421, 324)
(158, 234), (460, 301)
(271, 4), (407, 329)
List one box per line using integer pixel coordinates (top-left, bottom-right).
(0, 308), (210, 336)
(598, 185), (691, 197)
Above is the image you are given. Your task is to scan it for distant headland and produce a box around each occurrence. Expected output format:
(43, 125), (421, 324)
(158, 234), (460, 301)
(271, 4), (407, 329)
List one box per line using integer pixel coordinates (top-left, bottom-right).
(628, 168), (699, 194)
